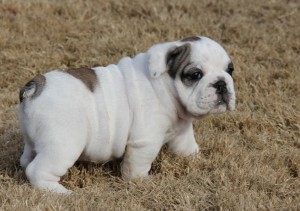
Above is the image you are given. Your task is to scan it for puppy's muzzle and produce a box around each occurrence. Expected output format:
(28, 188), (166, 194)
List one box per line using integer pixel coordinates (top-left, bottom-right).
(214, 80), (230, 105)
(213, 80), (227, 95)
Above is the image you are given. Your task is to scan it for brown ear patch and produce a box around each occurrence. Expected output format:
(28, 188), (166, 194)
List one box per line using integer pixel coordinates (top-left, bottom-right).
(19, 74), (46, 103)
(181, 36), (201, 42)
(66, 67), (98, 92)
(167, 43), (191, 78)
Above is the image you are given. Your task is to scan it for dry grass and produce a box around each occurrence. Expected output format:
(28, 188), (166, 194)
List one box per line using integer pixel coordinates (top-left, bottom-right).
(0, 0), (299, 210)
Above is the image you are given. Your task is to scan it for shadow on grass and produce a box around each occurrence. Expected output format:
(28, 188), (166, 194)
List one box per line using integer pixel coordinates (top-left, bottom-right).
(0, 125), (27, 185)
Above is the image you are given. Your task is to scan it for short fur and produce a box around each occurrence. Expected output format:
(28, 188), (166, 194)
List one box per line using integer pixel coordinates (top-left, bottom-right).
(66, 67), (98, 92)
(18, 36), (236, 193)
(19, 74), (46, 103)
(181, 36), (201, 42)
(167, 43), (191, 79)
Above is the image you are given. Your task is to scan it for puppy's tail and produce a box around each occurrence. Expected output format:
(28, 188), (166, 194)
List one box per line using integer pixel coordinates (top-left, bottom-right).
(19, 74), (46, 103)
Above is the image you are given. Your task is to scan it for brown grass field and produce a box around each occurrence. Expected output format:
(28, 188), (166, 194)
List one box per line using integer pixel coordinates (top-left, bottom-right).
(0, 0), (299, 210)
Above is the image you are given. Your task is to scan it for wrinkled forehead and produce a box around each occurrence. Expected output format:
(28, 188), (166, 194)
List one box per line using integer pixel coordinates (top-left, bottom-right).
(190, 37), (230, 71)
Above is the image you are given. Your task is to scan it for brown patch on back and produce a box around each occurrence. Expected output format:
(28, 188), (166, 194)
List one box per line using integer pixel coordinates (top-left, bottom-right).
(66, 67), (98, 92)
(19, 74), (46, 103)
(181, 36), (201, 42)
(167, 43), (191, 78)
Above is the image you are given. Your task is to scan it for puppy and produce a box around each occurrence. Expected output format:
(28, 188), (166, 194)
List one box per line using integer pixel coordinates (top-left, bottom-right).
(18, 36), (236, 193)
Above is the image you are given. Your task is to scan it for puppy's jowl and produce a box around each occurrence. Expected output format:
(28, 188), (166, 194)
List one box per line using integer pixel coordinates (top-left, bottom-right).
(18, 36), (236, 193)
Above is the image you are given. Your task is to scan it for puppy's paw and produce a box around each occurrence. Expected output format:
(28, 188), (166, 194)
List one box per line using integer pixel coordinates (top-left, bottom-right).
(168, 140), (200, 157)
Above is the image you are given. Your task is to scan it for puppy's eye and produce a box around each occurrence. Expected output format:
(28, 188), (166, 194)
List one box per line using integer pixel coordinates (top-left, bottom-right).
(189, 72), (202, 80)
(227, 62), (234, 76)
(185, 68), (203, 81)
(181, 68), (203, 86)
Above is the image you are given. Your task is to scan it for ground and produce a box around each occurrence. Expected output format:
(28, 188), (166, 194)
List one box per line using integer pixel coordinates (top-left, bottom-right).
(0, 0), (299, 210)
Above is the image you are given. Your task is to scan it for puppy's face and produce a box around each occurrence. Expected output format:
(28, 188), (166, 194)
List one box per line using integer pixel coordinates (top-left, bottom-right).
(167, 37), (236, 117)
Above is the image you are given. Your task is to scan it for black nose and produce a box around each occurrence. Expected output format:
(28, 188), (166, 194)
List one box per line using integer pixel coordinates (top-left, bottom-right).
(213, 80), (227, 94)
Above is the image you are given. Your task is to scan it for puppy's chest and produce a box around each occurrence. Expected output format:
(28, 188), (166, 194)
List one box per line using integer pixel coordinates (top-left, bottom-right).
(165, 120), (188, 143)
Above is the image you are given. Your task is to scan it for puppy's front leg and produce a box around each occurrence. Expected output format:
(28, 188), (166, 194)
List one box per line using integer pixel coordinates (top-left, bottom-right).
(121, 140), (163, 180)
(168, 122), (199, 156)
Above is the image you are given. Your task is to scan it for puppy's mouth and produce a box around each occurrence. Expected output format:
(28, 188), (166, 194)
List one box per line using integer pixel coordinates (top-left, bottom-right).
(215, 94), (230, 107)
(185, 93), (235, 119)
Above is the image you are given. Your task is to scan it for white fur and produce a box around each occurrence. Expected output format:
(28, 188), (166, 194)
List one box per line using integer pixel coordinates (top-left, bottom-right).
(18, 36), (236, 193)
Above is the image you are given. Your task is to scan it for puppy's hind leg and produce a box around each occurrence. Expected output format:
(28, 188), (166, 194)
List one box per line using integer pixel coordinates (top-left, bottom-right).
(20, 143), (36, 170)
(25, 135), (85, 194)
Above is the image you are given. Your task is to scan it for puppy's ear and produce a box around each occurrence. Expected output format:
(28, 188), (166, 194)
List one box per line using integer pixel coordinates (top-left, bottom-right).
(147, 42), (191, 78)
(147, 41), (181, 78)
(166, 43), (191, 79)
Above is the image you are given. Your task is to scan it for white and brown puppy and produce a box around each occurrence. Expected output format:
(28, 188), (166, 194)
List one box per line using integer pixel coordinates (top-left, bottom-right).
(18, 36), (236, 193)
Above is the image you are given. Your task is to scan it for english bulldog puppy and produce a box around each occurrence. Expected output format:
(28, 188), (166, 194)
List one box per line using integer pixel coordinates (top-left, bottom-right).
(18, 36), (236, 193)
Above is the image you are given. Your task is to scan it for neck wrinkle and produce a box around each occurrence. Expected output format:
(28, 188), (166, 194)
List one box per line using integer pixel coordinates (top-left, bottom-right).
(152, 74), (193, 121)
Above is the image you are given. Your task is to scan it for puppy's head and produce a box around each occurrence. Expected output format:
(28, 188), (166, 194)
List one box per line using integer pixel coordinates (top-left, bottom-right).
(147, 36), (236, 118)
